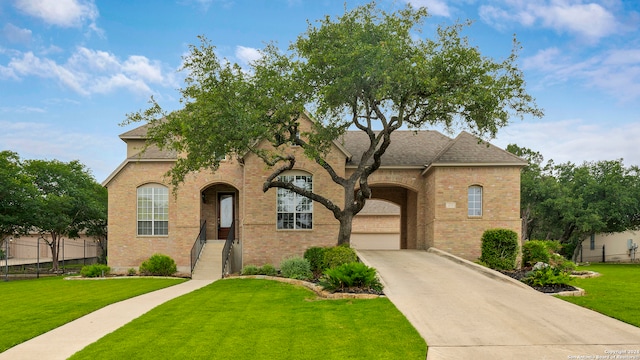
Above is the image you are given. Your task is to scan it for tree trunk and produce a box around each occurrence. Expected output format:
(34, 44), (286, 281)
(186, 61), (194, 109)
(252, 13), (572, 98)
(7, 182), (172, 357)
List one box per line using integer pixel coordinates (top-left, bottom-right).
(50, 233), (59, 272)
(337, 212), (354, 246)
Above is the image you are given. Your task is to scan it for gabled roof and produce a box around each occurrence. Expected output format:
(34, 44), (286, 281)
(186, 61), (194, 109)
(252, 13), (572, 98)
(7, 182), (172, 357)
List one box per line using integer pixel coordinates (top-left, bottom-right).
(104, 123), (525, 187)
(342, 130), (452, 168)
(427, 131), (526, 167)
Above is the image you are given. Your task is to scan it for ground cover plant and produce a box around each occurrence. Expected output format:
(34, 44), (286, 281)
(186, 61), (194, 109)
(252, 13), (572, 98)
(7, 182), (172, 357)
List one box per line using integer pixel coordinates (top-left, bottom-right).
(69, 279), (426, 360)
(559, 264), (640, 327)
(0, 276), (185, 352)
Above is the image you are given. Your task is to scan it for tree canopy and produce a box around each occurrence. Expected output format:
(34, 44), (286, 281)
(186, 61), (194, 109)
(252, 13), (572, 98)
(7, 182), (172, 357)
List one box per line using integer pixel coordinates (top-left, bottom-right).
(126, 2), (542, 244)
(23, 159), (107, 271)
(508, 144), (640, 257)
(0, 151), (37, 245)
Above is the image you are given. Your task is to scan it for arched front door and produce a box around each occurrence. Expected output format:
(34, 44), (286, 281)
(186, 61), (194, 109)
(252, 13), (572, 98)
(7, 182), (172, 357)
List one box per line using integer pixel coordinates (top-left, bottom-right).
(218, 193), (234, 240)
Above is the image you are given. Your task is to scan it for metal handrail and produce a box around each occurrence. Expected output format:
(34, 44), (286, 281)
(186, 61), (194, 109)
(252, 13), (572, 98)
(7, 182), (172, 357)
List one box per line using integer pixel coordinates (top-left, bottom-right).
(221, 219), (236, 278)
(190, 220), (207, 274)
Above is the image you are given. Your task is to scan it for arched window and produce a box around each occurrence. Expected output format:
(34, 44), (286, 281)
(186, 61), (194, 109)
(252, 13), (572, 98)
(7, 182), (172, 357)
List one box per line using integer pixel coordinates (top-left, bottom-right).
(277, 172), (313, 230)
(468, 185), (482, 217)
(137, 184), (169, 235)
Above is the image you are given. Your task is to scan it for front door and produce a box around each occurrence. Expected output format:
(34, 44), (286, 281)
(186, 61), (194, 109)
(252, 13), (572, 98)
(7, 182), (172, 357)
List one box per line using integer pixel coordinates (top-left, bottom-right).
(217, 193), (234, 240)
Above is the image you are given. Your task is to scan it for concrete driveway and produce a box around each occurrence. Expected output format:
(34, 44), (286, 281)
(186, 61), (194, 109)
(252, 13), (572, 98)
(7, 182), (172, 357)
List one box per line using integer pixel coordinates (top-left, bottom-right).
(357, 249), (640, 360)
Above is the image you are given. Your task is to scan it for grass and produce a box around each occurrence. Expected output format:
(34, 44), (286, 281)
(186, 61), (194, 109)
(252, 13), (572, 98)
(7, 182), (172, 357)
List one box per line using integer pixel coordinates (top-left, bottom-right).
(559, 263), (640, 327)
(0, 276), (186, 352)
(69, 278), (427, 360)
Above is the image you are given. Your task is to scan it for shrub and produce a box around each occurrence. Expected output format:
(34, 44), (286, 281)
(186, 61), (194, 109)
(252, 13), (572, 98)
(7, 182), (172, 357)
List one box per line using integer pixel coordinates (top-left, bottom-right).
(479, 228), (519, 270)
(127, 268), (137, 276)
(323, 245), (357, 269)
(80, 264), (111, 278)
(139, 253), (177, 276)
(279, 257), (312, 280)
(523, 266), (571, 287)
(320, 262), (383, 293)
(241, 265), (260, 275)
(259, 264), (278, 276)
(550, 253), (576, 272)
(522, 240), (550, 267)
(304, 246), (327, 276)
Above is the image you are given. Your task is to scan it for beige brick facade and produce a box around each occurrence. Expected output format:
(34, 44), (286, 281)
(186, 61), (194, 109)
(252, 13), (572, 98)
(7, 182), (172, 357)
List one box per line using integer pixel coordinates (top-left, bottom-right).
(104, 120), (525, 274)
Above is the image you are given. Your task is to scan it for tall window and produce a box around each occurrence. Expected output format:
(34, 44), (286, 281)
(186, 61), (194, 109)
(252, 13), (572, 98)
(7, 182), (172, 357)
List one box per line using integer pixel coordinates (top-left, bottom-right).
(137, 185), (169, 235)
(590, 234), (595, 250)
(277, 173), (313, 230)
(468, 185), (482, 217)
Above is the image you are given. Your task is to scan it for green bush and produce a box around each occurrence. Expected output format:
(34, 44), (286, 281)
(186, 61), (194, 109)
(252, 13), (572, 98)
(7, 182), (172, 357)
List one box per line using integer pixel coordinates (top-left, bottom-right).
(323, 245), (357, 269)
(279, 257), (312, 280)
(320, 262), (383, 293)
(139, 253), (177, 276)
(241, 265), (260, 275)
(80, 264), (111, 278)
(550, 253), (576, 272)
(304, 246), (327, 276)
(522, 240), (551, 267)
(127, 268), (137, 276)
(479, 228), (519, 270)
(523, 266), (571, 287)
(259, 264), (278, 276)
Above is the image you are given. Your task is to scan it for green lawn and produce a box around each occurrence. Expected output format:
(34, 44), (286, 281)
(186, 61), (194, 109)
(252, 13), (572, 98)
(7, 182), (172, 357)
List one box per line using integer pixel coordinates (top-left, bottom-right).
(560, 263), (640, 327)
(69, 278), (427, 360)
(0, 276), (186, 352)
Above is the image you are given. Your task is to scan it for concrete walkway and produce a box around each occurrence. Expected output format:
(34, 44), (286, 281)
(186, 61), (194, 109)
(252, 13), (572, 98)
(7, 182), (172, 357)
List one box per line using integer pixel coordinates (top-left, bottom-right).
(358, 249), (640, 360)
(0, 279), (215, 360)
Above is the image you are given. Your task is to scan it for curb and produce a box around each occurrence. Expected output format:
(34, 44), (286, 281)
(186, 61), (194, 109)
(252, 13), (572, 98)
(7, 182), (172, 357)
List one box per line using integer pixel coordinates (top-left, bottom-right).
(426, 247), (535, 291)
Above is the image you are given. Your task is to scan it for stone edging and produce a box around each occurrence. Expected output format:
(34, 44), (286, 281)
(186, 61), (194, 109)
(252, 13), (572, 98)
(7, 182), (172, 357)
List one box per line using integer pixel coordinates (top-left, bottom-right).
(224, 275), (383, 299)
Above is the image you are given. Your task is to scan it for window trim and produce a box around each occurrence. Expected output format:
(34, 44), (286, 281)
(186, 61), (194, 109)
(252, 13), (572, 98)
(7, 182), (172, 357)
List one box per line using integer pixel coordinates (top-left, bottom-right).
(137, 184), (169, 236)
(276, 171), (313, 230)
(468, 185), (483, 217)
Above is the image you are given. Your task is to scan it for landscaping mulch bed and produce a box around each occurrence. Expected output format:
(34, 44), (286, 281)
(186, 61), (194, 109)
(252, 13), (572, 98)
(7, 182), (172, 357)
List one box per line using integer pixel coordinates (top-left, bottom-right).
(500, 269), (579, 294)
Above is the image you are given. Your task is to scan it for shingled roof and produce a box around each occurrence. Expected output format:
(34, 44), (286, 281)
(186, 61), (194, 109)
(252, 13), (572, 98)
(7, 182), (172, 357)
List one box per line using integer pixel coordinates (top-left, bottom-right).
(342, 130), (526, 168)
(116, 124), (525, 168)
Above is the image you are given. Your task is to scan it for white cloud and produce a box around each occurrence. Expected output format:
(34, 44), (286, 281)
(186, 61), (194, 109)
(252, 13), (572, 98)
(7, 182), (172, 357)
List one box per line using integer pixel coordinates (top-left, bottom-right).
(4, 47), (176, 96)
(15, 0), (99, 28)
(2, 23), (32, 44)
(493, 118), (640, 167)
(235, 46), (262, 66)
(523, 46), (640, 102)
(480, 1), (619, 42)
(406, 0), (451, 17)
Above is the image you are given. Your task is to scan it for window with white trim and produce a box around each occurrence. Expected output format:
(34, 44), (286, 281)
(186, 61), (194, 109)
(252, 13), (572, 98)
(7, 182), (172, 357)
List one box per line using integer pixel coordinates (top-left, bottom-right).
(137, 185), (169, 235)
(277, 173), (313, 229)
(468, 185), (482, 217)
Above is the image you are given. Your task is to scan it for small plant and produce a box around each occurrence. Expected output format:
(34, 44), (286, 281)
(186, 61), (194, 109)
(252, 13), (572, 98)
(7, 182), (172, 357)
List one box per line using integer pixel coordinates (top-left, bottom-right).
(549, 253), (576, 272)
(139, 253), (177, 276)
(80, 264), (111, 278)
(320, 262), (383, 293)
(523, 266), (571, 287)
(279, 257), (312, 280)
(127, 268), (137, 276)
(241, 265), (260, 275)
(304, 246), (327, 276)
(522, 240), (551, 267)
(323, 244), (357, 269)
(259, 264), (277, 276)
(479, 228), (519, 270)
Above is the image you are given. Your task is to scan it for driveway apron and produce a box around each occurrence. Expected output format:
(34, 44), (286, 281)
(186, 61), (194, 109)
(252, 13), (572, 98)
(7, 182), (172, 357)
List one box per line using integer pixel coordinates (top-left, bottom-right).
(357, 249), (640, 360)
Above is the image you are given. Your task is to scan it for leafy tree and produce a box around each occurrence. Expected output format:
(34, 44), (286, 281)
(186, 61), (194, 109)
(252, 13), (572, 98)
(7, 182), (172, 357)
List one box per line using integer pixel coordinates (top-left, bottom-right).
(23, 159), (107, 271)
(0, 151), (37, 248)
(508, 144), (640, 257)
(126, 3), (542, 245)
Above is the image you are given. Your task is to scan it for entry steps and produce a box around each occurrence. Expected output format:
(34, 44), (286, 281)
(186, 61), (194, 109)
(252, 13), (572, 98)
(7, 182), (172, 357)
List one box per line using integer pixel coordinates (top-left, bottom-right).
(191, 240), (225, 280)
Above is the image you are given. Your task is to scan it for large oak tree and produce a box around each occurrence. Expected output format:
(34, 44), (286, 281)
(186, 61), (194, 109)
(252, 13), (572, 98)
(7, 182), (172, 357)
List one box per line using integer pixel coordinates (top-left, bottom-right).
(126, 3), (542, 245)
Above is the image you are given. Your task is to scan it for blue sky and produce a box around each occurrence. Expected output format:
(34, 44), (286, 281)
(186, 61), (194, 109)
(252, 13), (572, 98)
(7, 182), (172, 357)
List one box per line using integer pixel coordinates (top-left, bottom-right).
(1, 0), (639, 182)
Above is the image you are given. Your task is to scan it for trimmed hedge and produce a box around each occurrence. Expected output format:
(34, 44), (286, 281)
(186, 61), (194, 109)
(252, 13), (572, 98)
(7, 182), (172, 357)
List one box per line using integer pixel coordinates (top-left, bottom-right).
(80, 264), (111, 278)
(479, 228), (519, 270)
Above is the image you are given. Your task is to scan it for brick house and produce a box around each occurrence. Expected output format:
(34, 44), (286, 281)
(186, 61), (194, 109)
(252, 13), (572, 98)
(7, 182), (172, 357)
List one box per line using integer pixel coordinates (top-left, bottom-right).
(103, 114), (525, 275)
